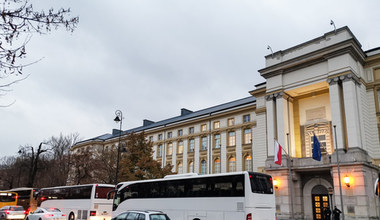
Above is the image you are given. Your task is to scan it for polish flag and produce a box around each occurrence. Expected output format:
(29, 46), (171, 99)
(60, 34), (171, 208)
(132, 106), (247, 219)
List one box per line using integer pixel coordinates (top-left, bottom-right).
(274, 140), (282, 165)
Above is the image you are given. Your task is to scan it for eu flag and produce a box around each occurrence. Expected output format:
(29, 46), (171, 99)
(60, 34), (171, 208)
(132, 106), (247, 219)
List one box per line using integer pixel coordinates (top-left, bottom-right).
(312, 134), (321, 161)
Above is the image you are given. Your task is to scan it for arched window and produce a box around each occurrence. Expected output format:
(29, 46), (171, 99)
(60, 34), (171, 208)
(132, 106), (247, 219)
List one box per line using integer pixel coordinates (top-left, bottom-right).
(214, 158), (221, 173)
(244, 155), (252, 171)
(228, 157), (236, 172)
(201, 160), (207, 174)
(177, 162), (183, 174)
(189, 161), (194, 173)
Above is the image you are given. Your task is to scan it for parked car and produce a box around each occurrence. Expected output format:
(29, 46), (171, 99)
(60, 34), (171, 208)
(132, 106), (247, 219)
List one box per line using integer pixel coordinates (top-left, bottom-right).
(0, 206), (27, 220)
(112, 210), (170, 220)
(26, 208), (66, 220)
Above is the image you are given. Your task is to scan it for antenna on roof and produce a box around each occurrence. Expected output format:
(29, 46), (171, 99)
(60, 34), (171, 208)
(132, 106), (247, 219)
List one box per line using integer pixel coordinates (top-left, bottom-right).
(267, 45), (274, 58)
(330, 20), (337, 34)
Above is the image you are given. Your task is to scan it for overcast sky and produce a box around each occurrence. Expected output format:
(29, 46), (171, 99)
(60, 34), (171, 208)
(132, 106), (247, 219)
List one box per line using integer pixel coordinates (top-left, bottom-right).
(1, 0), (380, 156)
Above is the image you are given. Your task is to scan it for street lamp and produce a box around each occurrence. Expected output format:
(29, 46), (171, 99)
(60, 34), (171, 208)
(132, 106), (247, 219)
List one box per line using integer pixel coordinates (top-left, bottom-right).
(114, 110), (123, 185)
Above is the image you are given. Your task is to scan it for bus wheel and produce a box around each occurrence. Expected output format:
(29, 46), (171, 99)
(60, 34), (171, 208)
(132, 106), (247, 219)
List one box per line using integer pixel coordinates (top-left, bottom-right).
(69, 213), (75, 220)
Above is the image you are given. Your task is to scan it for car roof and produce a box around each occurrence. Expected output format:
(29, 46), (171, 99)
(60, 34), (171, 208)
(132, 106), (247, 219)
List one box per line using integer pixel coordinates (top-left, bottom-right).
(120, 210), (164, 215)
(2, 206), (23, 208)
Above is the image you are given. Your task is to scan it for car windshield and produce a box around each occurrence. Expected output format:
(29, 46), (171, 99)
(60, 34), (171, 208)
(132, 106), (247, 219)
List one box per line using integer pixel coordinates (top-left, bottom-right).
(47, 208), (61, 212)
(149, 214), (170, 220)
(9, 207), (24, 211)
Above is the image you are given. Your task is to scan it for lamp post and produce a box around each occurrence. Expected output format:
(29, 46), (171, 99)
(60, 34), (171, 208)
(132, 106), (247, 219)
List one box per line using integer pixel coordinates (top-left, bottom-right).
(114, 110), (123, 185)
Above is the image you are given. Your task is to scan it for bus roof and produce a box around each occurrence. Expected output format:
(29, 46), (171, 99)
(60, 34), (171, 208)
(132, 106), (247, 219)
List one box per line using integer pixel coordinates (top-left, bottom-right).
(39, 183), (115, 190)
(9, 187), (35, 191)
(117, 171), (270, 188)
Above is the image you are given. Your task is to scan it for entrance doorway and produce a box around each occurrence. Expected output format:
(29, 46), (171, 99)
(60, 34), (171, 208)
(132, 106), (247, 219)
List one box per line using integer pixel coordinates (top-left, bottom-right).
(312, 194), (330, 219)
(311, 184), (331, 220)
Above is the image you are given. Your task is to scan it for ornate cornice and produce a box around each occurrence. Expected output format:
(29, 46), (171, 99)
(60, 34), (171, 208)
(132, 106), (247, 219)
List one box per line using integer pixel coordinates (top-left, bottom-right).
(327, 72), (361, 86)
(265, 91), (292, 101)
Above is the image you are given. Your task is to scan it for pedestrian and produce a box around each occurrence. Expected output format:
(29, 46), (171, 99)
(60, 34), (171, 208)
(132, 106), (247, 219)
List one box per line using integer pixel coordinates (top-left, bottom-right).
(322, 207), (326, 220)
(332, 206), (341, 220)
(325, 206), (331, 220)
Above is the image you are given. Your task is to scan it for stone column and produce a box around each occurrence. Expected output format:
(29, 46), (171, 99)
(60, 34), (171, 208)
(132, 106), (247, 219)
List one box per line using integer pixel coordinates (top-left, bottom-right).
(275, 93), (288, 150)
(194, 137), (200, 173)
(327, 77), (346, 149)
(236, 128), (243, 171)
(266, 95), (276, 157)
(221, 132), (227, 173)
(172, 142), (177, 173)
(341, 74), (362, 148)
(253, 111), (267, 171)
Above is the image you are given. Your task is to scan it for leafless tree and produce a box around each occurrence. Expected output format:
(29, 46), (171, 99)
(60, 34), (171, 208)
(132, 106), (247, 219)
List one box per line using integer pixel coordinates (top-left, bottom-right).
(0, 156), (17, 189)
(18, 142), (50, 187)
(44, 133), (81, 186)
(0, 0), (79, 104)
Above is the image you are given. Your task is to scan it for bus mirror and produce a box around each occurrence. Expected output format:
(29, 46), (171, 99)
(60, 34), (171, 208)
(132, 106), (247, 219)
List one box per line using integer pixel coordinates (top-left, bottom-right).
(107, 190), (116, 200)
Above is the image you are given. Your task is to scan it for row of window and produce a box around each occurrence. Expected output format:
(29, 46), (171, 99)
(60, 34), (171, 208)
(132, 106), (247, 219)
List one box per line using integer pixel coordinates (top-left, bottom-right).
(157, 128), (252, 157)
(150, 114), (251, 142)
(174, 155), (252, 175)
(119, 174), (245, 200)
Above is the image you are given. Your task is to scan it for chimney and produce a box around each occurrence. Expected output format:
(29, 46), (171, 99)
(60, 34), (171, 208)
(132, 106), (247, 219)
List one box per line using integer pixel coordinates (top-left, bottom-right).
(143, 119), (155, 126)
(181, 108), (193, 116)
(112, 129), (122, 135)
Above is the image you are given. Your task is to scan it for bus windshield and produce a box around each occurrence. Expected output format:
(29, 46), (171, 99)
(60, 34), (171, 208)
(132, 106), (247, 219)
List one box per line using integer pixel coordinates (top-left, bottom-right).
(0, 192), (16, 202)
(249, 172), (274, 194)
(95, 186), (115, 199)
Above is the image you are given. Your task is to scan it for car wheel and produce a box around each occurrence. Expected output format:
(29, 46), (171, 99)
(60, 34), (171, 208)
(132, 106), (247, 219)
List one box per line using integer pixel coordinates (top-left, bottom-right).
(26, 217), (29, 220)
(69, 213), (75, 220)
(39, 218), (42, 220)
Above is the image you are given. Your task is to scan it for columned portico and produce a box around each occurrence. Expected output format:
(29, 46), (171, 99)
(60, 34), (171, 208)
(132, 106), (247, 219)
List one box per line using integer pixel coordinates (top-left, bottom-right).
(252, 27), (380, 219)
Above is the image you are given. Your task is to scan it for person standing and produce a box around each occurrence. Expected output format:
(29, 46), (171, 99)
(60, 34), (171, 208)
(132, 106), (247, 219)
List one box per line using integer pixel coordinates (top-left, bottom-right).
(333, 206), (341, 220)
(325, 206), (331, 220)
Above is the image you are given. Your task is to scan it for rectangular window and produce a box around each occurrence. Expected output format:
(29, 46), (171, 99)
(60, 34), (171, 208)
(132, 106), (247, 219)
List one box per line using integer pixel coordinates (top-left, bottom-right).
(244, 128), (252, 144)
(158, 144), (163, 157)
(311, 135), (327, 149)
(214, 134), (221, 149)
(214, 121), (220, 129)
(201, 137), (207, 151)
(167, 132), (172, 138)
(189, 127), (194, 134)
(228, 118), (235, 126)
(178, 129), (183, 137)
(189, 139), (195, 152)
(158, 134), (163, 140)
(177, 141), (184, 154)
(167, 143), (173, 155)
(201, 124), (207, 132)
(228, 131), (236, 146)
(243, 114), (251, 123)
(149, 136), (153, 142)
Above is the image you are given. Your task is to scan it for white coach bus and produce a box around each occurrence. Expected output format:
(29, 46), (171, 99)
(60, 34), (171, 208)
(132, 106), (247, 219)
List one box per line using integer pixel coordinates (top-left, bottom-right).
(37, 184), (115, 220)
(111, 171), (275, 220)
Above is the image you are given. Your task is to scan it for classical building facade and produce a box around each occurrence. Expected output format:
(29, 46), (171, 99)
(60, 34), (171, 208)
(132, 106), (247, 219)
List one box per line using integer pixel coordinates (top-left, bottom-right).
(250, 27), (380, 219)
(73, 26), (380, 219)
(72, 97), (257, 175)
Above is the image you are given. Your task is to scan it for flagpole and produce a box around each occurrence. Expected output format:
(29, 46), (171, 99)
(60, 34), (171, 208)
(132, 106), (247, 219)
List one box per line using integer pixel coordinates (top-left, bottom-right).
(333, 125), (345, 220)
(287, 133), (294, 219)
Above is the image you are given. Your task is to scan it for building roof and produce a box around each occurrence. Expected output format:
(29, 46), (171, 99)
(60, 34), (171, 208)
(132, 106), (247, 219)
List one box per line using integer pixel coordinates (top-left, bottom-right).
(75, 96), (256, 145)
